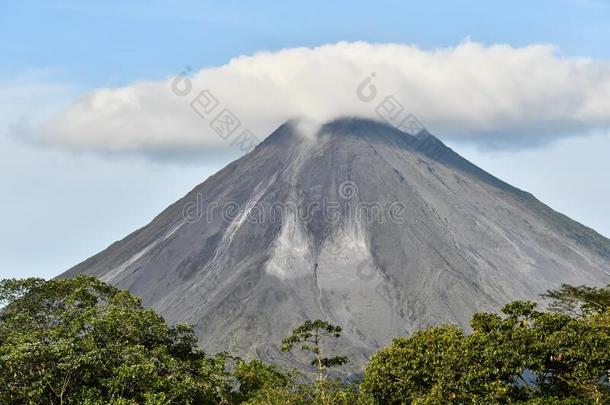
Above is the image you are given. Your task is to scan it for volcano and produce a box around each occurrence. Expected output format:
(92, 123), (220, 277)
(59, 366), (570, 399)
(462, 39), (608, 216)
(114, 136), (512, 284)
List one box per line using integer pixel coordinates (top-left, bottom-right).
(62, 118), (610, 369)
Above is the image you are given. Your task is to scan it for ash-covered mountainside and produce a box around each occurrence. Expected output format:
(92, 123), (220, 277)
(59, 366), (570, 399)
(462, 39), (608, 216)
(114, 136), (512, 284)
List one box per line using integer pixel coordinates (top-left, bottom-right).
(62, 118), (610, 370)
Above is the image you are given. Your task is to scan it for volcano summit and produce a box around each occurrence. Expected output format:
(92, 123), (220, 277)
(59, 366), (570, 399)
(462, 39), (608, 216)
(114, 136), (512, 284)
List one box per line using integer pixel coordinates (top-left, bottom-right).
(62, 118), (610, 369)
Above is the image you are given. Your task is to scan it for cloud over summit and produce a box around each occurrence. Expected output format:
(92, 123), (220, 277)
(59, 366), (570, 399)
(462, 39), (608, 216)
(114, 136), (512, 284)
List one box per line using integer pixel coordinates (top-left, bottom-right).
(41, 41), (610, 155)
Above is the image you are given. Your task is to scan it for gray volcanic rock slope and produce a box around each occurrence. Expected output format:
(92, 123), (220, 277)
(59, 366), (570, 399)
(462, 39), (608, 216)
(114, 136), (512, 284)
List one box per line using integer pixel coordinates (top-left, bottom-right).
(62, 118), (610, 369)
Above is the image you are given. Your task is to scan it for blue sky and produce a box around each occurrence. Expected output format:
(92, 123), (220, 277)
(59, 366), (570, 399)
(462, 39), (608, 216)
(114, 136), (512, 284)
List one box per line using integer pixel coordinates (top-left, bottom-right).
(1, 0), (609, 279)
(3, 0), (610, 84)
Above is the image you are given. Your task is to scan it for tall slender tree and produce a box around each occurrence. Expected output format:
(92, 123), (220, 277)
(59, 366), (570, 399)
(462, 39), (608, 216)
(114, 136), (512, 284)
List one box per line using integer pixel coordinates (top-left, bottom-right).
(281, 320), (347, 381)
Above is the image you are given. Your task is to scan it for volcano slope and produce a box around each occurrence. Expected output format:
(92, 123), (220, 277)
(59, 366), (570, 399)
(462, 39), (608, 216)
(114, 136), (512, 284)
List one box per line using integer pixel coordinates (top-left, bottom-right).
(62, 118), (610, 369)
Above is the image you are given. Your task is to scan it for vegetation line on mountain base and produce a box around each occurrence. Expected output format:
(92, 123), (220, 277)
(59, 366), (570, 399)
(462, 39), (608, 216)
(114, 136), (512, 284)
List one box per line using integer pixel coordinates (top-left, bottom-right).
(1, 276), (610, 404)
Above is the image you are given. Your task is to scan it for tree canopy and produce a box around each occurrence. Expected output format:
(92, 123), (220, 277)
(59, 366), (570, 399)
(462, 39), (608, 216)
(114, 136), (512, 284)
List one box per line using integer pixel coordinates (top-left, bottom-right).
(0, 276), (241, 404)
(281, 319), (348, 382)
(2, 275), (610, 404)
(362, 298), (610, 404)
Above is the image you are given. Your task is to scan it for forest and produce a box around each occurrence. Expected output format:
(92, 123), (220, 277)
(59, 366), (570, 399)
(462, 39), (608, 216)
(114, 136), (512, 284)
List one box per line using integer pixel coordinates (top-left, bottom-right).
(1, 276), (610, 404)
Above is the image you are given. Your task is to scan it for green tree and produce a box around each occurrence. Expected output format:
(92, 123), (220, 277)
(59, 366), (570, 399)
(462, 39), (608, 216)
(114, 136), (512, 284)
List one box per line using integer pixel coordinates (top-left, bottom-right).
(360, 325), (508, 404)
(233, 358), (291, 402)
(241, 375), (360, 405)
(6, 275), (610, 404)
(542, 283), (610, 316)
(0, 276), (234, 404)
(362, 299), (610, 404)
(281, 320), (347, 382)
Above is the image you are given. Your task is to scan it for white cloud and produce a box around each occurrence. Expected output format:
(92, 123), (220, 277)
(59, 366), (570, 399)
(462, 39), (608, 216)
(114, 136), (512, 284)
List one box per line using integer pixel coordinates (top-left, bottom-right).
(40, 41), (610, 154)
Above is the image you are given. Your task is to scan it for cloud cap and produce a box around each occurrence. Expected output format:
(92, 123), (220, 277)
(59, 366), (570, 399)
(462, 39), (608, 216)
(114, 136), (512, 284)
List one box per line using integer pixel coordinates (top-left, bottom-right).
(41, 41), (610, 156)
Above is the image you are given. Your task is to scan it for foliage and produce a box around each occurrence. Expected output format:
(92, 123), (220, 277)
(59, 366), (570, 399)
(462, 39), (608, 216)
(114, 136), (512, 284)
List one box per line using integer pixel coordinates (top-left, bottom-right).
(242, 378), (360, 405)
(3, 276), (610, 404)
(362, 298), (610, 404)
(542, 283), (610, 316)
(281, 320), (348, 381)
(0, 276), (235, 404)
(233, 359), (291, 402)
